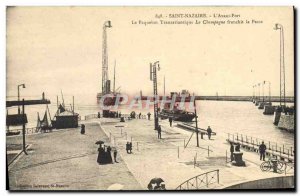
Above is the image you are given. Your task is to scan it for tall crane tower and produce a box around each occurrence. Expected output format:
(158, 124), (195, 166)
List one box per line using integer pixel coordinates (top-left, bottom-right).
(102, 21), (112, 95)
(274, 23), (286, 107)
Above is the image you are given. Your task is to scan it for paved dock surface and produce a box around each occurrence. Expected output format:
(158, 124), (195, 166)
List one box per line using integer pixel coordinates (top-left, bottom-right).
(7, 123), (141, 190)
(7, 117), (294, 190)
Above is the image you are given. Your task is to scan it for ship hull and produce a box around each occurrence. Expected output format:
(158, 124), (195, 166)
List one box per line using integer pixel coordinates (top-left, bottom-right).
(97, 93), (124, 106)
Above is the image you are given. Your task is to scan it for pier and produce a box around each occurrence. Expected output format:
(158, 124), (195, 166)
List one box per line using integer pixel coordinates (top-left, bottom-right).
(226, 133), (294, 162)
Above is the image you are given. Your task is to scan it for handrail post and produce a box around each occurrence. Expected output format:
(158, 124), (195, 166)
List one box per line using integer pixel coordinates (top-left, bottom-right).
(206, 173), (209, 188)
(217, 170), (219, 184)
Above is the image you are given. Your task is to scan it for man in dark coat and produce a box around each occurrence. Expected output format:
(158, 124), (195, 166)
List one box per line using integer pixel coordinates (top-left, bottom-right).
(157, 125), (162, 139)
(147, 112), (151, 120)
(107, 146), (113, 164)
(129, 142), (132, 154)
(230, 143), (234, 162)
(259, 141), (267, 161)
(207, 126), (212, 140)
(126, 142), (130, 154)
(169, 117), (173, 127)
(113, 148), (118, 163)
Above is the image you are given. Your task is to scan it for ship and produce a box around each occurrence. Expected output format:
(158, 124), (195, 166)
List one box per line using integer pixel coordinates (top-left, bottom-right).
(159, 102), (196, 122)
(136, 89), (193, 102)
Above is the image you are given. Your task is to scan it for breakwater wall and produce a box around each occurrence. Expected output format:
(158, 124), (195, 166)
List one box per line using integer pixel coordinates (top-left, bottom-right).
(278, 114), (295, 132)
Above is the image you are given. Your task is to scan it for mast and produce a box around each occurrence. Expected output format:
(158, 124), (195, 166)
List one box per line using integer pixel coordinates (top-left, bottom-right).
(113, 60), (116, 94)
(164, 75), (165, 95)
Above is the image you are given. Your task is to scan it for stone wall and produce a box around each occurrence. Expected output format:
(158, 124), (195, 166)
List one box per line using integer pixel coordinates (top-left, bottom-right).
(278, 114), (295, 132)
(224, 176), (294, 189)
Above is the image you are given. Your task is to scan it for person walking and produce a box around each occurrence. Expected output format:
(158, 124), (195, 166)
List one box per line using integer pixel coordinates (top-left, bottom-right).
(259, 141), (267, 161)
(129, 142), (133, 154)
(169, 117), (173, 127)
(107, 146), (113, 164)
(126, 142), (130, 154)
(230, 143), (234, 162)
(139, 113), (141, 119)
(147, 112), (151, 120)
(206, 126), (212, 140)
(113, 148), (118, 163)
(157, 125), (162, 139)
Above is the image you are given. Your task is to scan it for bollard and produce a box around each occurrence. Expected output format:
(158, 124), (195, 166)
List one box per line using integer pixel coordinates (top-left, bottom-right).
(194, 157), (196, 168)
(283, 145), (285, 154)
(269, 141), (271, 150)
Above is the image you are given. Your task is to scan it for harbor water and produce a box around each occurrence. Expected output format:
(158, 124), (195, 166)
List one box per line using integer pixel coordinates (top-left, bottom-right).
(7, 98), (294, 147)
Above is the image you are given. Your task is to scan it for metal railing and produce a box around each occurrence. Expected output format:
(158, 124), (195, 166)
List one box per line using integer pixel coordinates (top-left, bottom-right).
(227, 133), (294, 157)
(176, 169), (219, 190)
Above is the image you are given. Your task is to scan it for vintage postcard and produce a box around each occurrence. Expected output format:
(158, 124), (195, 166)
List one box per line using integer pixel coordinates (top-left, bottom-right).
(6, 6), (295, 191)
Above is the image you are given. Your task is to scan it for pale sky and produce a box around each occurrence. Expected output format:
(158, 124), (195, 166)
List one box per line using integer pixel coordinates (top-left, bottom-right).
(6, 6), (294, 104)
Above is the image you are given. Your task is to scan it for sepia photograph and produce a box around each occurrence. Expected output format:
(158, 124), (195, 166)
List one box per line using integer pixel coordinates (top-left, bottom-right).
(5, 6), (295, 191)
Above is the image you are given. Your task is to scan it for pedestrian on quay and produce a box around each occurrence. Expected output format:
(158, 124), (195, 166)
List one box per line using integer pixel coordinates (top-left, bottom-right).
(107, 146), (113, 164)
(206, 126), (212, 140)
(97, 144), (105, 165)
(129, 142), (132, 154)
(259, 141), (267, 161)
(147, 112), (151, 120)
(139, 112), (141, 119)
(230, 143), (234, 162)
(126, 142), (130, 154)
(169, 117), (173, 127)
(235, 143), (240, 152)
(97, 112), (101, 118)
(113, 148), (118, 163)
(157, 125), (162, 139)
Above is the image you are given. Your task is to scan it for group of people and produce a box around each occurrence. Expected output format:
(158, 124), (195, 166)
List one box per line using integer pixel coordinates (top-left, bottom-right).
(97, 144), (118, 165)
(126, 142), (133, 154)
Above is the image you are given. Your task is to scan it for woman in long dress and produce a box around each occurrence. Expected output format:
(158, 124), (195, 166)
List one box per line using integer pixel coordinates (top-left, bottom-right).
(97, 144), (105, 164)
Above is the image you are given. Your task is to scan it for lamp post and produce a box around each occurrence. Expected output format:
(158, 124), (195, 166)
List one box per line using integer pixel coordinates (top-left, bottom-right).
(274, 23), (286, 107)
(18, 84), (25, 114)
(264, 81), (271, 103)
(150, 61), (160, 130)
